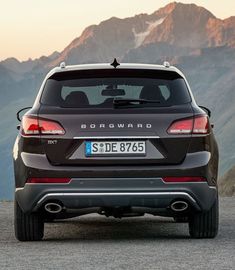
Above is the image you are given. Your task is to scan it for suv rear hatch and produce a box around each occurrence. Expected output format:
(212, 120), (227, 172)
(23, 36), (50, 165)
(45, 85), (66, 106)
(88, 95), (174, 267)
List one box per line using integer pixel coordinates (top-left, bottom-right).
(38, 68), (193, 166)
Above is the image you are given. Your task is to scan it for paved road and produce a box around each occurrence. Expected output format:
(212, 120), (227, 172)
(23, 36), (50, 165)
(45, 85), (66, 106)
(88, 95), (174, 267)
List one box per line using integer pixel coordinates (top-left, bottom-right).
(0, 198), (234, 270)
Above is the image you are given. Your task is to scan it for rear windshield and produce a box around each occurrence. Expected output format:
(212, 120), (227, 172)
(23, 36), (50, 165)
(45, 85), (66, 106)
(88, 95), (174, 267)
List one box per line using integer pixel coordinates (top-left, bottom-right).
(41, 69), (191, 108)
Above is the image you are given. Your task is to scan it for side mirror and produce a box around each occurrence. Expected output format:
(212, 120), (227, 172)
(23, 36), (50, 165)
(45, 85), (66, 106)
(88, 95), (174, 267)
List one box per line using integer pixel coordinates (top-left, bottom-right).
(16, 107), (32, 122)
(199, 106), (211, 118)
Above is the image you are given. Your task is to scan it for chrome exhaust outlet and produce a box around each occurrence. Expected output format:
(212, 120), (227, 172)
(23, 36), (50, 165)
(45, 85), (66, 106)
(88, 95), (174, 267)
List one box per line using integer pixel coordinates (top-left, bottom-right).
(170, 201), (188, 212)
(44, 202), (63, 214)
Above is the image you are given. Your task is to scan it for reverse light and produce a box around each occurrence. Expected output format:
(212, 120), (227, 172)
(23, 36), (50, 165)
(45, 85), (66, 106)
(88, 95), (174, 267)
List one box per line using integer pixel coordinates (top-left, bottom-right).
(167, 115), (209, 135)
(163, 176), (206, 183)
(22, 116), (65, 136)
(26, 178), (71, 184)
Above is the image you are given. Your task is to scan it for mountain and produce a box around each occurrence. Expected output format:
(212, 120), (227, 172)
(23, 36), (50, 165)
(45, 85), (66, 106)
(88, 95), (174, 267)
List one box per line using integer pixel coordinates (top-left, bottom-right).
(49, 14), (162, 66)
(48, 2), (212, 66)
(206, 16), (235, 48)
(2, 2), (235, 69)
(219, 165), (235, 196)
(143, 3), (235, 48)
(0, 2), (235, 199)
(144, 3), (215, 47)
(46, 2), (235, 66)
(1, 51), (59, 78)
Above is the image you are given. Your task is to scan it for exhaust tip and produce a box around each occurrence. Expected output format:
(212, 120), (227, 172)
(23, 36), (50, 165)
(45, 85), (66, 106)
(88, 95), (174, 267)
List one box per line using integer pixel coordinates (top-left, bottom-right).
(44, 202), (63, 214)
(171, 201), (188, 212)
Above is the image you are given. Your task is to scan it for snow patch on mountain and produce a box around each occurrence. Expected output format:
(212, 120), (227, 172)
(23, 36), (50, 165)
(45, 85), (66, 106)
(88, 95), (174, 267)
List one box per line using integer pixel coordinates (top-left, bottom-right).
(132, 18), (165, 48)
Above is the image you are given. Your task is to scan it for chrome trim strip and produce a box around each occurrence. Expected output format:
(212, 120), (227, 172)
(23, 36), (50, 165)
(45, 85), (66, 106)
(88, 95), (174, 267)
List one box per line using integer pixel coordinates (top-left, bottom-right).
(15, 188), (24, 192)
(37, 191), (196, 205)
(73, 136), (160, 139)
(209, 186), (217, 190)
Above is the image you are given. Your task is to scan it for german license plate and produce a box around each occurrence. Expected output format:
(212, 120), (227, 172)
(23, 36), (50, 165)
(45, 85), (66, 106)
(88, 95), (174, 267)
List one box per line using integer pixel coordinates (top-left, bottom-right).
(85, 141), (146, 156)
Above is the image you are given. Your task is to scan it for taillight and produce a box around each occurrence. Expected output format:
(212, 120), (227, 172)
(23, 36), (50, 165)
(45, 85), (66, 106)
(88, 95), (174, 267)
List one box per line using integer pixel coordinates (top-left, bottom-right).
(163, 176), (206, 182)
(193, 115), (209, 134)
(167, 115), (209, 135)
(22, 116), (40, 135)
(26, 178), (71, 184)
(22, 116), (65, 136)
(167, 118), (193, 134)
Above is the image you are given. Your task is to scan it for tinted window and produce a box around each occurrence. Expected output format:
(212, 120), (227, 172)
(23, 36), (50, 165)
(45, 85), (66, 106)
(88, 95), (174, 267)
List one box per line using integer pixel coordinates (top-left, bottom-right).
(41, 70), (191, 108)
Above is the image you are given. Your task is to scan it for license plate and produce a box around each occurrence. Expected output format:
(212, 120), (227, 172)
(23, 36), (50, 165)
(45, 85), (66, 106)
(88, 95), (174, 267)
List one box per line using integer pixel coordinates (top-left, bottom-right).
(85, 141), (146, 156)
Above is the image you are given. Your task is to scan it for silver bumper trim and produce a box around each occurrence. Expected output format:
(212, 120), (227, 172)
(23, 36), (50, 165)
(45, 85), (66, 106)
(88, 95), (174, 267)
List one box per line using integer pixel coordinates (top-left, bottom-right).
(37, 191), (196, 205)
(73, 136), (160, 139)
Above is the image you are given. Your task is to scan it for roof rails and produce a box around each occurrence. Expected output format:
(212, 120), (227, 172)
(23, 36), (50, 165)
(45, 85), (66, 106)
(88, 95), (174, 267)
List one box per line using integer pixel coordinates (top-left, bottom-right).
(163, 61), (170, 68)
(60, 62), (66, 69)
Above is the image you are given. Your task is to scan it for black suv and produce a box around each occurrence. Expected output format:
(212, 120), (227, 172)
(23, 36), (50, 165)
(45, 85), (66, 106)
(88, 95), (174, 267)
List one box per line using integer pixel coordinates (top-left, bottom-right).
(13, 60), (219, 241)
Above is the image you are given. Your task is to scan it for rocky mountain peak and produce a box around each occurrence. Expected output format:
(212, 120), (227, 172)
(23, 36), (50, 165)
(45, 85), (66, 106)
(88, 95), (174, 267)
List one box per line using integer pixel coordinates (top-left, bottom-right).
(144, 2), (216, 48)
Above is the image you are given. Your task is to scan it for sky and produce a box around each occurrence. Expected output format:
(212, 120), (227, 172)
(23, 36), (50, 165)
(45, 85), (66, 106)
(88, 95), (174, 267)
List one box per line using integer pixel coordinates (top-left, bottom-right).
(0, 0), (235, 61)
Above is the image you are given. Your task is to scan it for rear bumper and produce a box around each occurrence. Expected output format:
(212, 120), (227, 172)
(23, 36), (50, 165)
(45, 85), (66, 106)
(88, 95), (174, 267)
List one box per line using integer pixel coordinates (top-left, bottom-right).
(15, 150), (218, 214)
(16, 151), (216, 186)
(15, 177), (217, 214)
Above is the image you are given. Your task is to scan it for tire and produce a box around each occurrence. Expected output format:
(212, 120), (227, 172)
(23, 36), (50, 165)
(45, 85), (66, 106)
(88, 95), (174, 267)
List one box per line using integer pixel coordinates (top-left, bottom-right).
(189, 196), (219, 238)
(14, 199), (44, 241)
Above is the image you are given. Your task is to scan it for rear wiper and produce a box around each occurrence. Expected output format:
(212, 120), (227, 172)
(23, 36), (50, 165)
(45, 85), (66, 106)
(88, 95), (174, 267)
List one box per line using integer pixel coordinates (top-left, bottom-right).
(113, 98), (160, 107)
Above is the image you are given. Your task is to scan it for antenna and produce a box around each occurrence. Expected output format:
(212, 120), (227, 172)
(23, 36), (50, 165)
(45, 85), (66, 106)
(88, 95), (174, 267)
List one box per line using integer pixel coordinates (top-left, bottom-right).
(111, 58), (120, 68)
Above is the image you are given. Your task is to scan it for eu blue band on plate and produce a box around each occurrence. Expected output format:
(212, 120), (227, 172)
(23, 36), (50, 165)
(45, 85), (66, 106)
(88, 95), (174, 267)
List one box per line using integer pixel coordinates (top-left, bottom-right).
(85, 141), (91, 155)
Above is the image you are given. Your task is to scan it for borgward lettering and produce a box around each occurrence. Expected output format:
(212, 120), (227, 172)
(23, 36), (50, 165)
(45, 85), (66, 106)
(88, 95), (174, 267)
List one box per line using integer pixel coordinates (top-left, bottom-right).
(80, 123), (152, 129)
(117, 124), (125, 128)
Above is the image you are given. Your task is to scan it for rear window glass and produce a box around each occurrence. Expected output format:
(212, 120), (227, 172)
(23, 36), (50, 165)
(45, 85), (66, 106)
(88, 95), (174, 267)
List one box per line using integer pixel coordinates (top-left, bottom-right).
(41, 69), (191, 108)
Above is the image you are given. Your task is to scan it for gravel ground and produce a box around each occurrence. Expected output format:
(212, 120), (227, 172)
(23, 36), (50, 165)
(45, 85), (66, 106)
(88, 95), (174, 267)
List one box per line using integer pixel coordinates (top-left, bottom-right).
(0, 198), (234, 270)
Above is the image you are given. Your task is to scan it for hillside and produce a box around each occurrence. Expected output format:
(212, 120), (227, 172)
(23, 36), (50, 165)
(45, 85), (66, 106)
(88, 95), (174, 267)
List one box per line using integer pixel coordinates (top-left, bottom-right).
(0, 2), (235, 199)
(47, 2), (235, 66)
